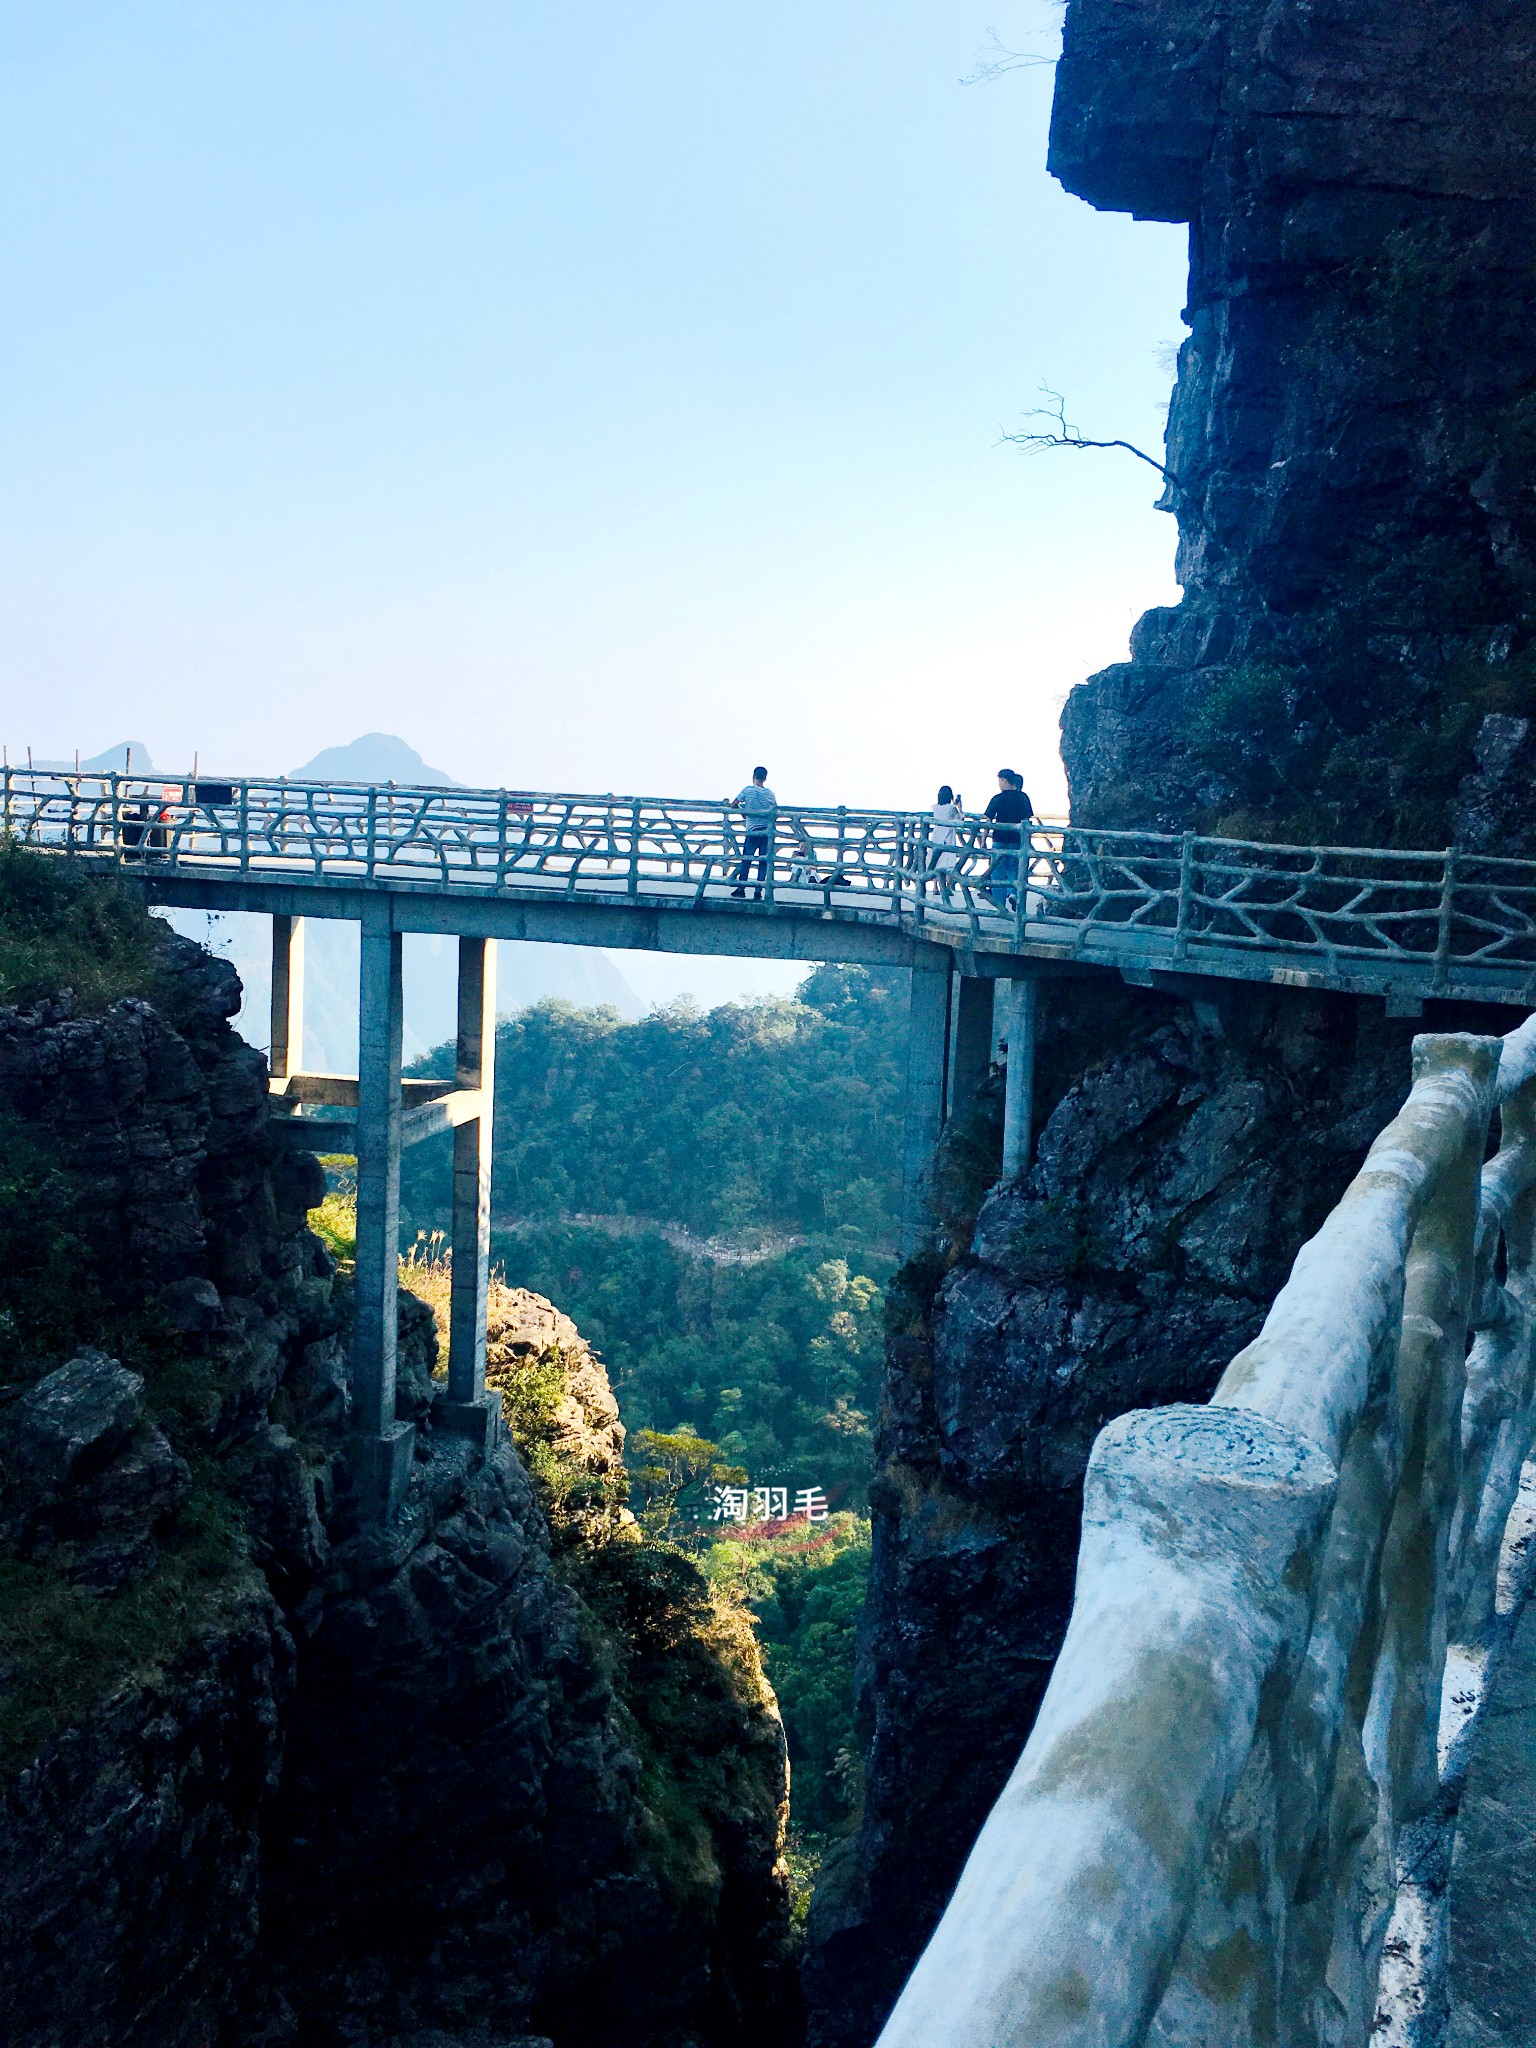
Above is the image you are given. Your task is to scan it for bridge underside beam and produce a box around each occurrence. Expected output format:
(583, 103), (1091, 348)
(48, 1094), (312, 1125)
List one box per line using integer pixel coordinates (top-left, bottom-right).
(140, 872), (923, 968)
(143, 871), (1536, 1007)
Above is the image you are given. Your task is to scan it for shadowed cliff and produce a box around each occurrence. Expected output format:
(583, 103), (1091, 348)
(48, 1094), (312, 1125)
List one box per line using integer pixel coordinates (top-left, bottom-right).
(0, 849), (798, 2048)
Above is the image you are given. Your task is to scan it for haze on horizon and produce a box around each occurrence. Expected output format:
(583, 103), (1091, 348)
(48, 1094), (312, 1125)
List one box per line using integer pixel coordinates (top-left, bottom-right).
(1, 0), (1185, 818)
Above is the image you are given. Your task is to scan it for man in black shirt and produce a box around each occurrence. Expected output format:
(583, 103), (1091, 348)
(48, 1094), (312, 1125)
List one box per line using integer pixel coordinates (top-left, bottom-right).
(983, 768), (1032, 911)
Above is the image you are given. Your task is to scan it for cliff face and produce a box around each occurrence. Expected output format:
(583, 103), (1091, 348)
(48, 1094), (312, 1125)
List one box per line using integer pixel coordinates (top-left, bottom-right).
(1052, 0), (1536, 850)
(0, 878), (796, 2048)
(803, 981), (1462, 2039)
(804, 7), (1536, 2041)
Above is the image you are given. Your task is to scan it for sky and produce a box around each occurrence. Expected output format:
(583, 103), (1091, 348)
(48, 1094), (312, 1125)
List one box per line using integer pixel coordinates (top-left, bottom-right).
(1, 1), (1188, 1008)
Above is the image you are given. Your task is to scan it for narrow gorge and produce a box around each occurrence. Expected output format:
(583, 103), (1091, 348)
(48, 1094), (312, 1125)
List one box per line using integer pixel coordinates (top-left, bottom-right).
(8, 6), (1536, 2044)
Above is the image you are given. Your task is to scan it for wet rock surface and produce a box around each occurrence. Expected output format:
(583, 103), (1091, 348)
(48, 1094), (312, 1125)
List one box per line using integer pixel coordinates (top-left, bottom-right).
(0, 925), (795, 2048)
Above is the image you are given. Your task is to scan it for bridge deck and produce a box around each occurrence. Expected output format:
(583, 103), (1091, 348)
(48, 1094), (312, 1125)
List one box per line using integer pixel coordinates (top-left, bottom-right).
(9, 767), (1536, 1008)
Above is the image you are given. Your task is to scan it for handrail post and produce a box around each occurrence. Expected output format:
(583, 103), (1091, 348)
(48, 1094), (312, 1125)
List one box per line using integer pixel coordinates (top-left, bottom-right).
(496, 792), (509, 889)
(629, 798), (641, 898)
(237, 779), (249, 873)
(1174, 830), (1196, 961)
(1435, 846), (1458, 990)
(1, 762), (10, 841)
(366, 785), (378, 880)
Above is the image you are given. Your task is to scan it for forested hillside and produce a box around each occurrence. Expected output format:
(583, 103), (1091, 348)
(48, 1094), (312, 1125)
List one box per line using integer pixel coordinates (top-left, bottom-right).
(400, 963), (907, 1506)
(404, 962), (906, 1242)
(398, 962), (909, 1863)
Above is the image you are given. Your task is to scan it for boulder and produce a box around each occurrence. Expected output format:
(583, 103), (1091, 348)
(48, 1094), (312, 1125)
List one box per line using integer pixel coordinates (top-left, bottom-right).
(7, 1349), (190, 1590)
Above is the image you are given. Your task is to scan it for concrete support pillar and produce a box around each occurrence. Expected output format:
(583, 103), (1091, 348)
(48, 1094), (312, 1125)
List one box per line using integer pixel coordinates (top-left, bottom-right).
(950, 973), (995, 1119)
(900, 956), (953, 1258)
(352, 903), (412, 1514)
(439, 936), (502, 1452)
(269, 914), (305, 1079)
(1002, 976), (1038, 1182)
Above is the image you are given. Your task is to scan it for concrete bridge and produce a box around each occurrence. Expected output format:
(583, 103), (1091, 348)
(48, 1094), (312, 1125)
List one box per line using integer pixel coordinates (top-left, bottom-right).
(12, 764), (1536, 1531)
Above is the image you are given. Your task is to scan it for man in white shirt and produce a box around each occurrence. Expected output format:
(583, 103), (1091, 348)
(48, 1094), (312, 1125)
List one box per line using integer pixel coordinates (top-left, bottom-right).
(728, 766), (777, 899)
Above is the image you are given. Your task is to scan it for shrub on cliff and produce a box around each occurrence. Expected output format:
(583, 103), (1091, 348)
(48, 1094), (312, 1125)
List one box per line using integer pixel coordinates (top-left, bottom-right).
(455, 1281), (797, 1987)
(0, 858), (284, 1771)
(703, 1512), (871, 1851)
(0, 843), (177, 1012)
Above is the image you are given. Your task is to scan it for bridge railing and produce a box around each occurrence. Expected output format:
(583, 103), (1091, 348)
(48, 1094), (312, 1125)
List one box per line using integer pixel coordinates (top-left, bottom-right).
(0, 767), (995, 915)
(8, 768), (1536, 979)
(878, 1011), (1536, 2047)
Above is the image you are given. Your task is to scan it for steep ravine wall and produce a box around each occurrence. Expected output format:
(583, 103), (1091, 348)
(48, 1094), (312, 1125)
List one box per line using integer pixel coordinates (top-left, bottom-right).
(804, 4), (1536, 2040)
(0, 895), (797, 2048)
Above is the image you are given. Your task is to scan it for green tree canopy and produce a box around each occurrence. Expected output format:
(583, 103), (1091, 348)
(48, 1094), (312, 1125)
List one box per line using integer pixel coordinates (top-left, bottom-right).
(401, 963), (907, 1244)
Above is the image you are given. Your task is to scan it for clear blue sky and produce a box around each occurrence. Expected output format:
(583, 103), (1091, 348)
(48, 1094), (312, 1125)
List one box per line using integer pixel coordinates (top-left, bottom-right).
(1, 0), (1187, 829)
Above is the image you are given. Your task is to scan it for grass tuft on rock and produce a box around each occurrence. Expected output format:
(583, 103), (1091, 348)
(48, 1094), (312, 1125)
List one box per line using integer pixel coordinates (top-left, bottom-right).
(0, 1468), (257, 1769)
(0, 843), (175, 1013)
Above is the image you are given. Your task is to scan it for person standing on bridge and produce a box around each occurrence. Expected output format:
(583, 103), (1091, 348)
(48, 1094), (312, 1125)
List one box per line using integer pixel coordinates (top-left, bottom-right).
(729, 766), (777, 899)
(984, 768), (1033, 911)
(927, 784), (964, 899)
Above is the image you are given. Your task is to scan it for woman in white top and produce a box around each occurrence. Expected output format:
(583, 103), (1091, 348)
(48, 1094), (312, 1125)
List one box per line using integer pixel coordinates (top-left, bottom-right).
(928, 784), (964, 897)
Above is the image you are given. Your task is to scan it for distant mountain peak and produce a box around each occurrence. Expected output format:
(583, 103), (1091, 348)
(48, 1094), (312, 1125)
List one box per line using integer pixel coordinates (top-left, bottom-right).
(32, 741), (155, 773)
(289, 733), (460, 787)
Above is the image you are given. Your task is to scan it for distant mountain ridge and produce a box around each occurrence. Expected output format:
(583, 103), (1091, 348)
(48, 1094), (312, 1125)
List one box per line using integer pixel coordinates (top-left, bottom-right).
(35, 732), (458, 787)
(32, 742), (155, 772)
(48, 729), (644, 1039)
(288, 733), (460, 786)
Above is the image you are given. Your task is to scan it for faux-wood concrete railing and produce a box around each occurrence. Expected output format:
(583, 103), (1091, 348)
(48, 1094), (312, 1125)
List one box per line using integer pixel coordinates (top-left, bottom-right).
(877, 1012), (1536, 2048)
(10, 767), (1536, 1004)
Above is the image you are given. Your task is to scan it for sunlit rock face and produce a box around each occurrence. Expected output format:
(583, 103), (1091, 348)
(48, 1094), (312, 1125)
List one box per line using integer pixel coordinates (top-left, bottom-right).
(1053, 0), (1536, 851)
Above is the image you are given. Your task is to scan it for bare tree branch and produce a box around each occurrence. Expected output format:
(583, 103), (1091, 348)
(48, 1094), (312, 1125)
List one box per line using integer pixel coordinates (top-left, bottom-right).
(960, 27), (1055, 86)
(1000, 387), (1186, 492)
